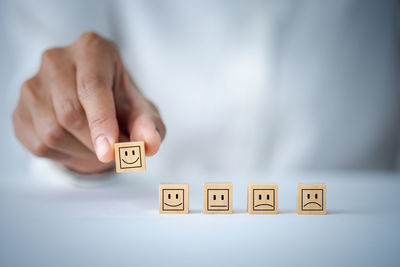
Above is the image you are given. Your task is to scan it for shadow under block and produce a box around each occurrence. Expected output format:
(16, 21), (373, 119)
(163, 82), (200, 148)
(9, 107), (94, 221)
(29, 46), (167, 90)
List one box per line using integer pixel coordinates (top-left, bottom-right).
(203, 183), (233, 214)
(297, 184), (326, 215)
(159, 184), (189, 214)
(114, 141), (146, 173)
(247, 183), (278, 214)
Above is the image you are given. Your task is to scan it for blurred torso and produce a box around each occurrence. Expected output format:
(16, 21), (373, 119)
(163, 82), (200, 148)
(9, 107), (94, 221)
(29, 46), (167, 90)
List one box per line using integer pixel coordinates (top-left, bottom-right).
(7, 0), (400, 174)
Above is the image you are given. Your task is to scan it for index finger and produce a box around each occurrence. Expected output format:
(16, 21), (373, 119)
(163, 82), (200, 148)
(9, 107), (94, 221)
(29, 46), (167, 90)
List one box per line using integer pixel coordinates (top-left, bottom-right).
(73, 33), (119, 163)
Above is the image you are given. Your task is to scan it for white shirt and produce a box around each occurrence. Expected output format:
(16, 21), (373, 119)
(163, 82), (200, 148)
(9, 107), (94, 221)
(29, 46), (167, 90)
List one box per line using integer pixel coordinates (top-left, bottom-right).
(3, 0), (400, 176)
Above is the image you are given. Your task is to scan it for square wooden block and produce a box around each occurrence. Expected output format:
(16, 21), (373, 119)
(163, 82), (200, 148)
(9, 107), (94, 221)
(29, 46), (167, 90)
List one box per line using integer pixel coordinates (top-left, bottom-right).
(203, 183), (233, 214)
(159, 184), (189, 214)
(297, 184), (326, 215)
(248, 183), (278, 214)
(114, 141), (146, 173)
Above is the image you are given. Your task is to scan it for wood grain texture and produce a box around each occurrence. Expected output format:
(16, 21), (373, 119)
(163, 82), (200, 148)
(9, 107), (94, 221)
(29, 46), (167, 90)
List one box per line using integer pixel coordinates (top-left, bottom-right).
(203, 183), (233, 214)
(159, 184), (189, 214)
(114, 141), (146, 173)
(247, 183), (278, 214)
(297, 184), (326, 215)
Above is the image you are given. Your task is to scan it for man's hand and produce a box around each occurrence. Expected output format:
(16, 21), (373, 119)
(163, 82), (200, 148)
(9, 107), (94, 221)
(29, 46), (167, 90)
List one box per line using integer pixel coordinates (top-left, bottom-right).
(12, 32), (166, 174)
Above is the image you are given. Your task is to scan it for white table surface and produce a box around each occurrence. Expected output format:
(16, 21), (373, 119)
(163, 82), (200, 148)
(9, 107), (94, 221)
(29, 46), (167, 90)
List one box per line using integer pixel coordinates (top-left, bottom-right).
(0, 159), (399, 267)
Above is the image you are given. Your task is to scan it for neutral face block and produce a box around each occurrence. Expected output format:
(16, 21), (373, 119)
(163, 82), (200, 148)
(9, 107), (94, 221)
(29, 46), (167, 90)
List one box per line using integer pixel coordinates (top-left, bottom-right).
(159, 184), (189, 214)
(297, 184), (326, 215)
(203, 183), (233, 214)
(114, 141), (146, 173)
(247, 183), (278, 214)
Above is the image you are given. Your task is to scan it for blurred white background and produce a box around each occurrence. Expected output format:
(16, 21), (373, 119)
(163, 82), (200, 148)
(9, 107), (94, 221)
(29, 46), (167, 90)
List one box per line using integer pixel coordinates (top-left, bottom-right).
(0, 2), (399, 267)
(0, 0), (399, 177)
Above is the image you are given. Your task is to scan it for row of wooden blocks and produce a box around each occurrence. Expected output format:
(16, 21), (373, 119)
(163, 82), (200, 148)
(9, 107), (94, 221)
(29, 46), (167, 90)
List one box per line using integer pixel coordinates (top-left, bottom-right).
(159, 183), (327, 215)
(111, 142), (327, 215)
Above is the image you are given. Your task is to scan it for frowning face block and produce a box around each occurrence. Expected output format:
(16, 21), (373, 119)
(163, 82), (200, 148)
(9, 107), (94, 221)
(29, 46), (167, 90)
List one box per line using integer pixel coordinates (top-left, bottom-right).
(297, 184), (326, 215)
(114, 141), (146, 173)
(248, 183), (278, 214)
(203, 183), (233, 214)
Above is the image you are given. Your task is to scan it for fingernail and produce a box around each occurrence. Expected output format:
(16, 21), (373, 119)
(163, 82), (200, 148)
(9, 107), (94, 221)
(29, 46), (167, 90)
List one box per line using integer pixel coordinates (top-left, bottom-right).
(155, 127), (161, 139)
(154, 124), (162, 139)
(95, 135), (113, 162)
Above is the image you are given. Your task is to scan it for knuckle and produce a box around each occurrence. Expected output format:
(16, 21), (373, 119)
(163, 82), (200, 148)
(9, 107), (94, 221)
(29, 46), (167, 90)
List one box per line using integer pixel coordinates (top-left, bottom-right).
(42, 124), (66, 147)
(129, 111), (144, 123)
(32, 142), (52, 158)
(20, 78), (38, 103)
(11, 109), (21, 135)
(11, 108), (21, 129)
(90, 114), (111, 128)
(75, 31), (117, 54)
(76, 31), (103, 48)
(11, 109), (18, 125)
(41, 48), (62, 68)
(78, 74), (107, 99)
(88, 114), (112, 136)
(78, 31), (101, 42)
(57, 99), (85, 128)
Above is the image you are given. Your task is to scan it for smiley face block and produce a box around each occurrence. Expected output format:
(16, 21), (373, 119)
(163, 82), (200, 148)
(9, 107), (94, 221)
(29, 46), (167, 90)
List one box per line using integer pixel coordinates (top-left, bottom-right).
(297, 184), (326, 215)
(247, 183), (278, 214)
(159, 184), (189, 214)
(114, 141), (146, 173)
(203, 183), (233, 214)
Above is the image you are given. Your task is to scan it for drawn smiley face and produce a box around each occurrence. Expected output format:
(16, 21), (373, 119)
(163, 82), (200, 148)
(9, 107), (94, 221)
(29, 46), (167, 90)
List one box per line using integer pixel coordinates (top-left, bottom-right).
(114, 142), (146, 173)
(302, 189), (323, 211)
(162, 189), (184, 211)
(253, 189), (275, 211)
(120, 146), (140, 166)
(118, 145), (142, 169)
(159, 184), (189, 213)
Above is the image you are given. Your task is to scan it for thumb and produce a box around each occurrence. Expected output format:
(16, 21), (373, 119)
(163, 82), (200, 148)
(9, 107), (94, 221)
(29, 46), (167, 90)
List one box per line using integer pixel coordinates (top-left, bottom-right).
(120, 68), (166, 156)
(128, 102), (166, 156)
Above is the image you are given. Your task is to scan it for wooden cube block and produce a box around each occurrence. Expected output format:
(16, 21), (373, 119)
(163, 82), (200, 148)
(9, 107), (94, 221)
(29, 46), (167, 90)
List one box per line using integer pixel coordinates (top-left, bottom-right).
(159, 184), (189, 214)
(247, 183), (278, 214)
(203, 183), (233, 214)
(297, 184), (326, 215)
(114, 141), (146, 173)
